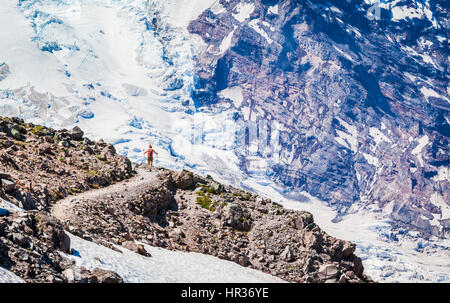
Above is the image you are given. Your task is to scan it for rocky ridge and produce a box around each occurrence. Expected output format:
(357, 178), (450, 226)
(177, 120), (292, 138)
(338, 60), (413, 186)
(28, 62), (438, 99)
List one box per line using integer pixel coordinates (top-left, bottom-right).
(0, 211), (123, 283)
(52, 167), (371, 283)
(0, 120), (371, 283)
(0, 116), (134, 211)
(0, 116), (133, 282)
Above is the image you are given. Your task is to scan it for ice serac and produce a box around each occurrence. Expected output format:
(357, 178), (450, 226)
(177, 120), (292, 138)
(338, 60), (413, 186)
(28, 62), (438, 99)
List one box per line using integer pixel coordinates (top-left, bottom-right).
(187, 0), (449, 238)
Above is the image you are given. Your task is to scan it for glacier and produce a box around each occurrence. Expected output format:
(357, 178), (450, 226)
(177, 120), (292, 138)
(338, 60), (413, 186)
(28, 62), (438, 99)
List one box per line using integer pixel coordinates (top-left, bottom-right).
(0, 0), (449, 283)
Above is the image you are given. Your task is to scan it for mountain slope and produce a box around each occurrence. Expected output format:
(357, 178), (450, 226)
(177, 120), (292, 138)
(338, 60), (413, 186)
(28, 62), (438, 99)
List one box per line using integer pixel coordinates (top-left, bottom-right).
(0, 119), (370, 283)
(0, 0), (448, 282)
(187, 0), (449, 238)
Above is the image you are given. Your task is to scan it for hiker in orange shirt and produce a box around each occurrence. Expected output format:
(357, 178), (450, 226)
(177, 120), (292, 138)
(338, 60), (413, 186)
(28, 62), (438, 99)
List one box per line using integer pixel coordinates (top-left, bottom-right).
(144, 144), (158, 169)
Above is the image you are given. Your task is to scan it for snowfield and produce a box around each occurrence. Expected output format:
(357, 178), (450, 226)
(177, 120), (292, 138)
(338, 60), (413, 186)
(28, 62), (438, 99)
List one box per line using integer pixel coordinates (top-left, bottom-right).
(0, 230), (284, 283)
(0, 267), (24, 283)
(63, 233), (284, 283)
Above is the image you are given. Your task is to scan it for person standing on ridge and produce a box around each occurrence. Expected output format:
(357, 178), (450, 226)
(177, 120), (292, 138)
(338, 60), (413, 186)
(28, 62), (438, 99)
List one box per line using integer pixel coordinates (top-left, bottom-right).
(144, 144), (158, 169)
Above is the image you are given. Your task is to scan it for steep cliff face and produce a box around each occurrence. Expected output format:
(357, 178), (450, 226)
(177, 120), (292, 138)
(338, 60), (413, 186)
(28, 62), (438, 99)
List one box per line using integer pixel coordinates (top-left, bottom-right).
(187, 0), (449, 237)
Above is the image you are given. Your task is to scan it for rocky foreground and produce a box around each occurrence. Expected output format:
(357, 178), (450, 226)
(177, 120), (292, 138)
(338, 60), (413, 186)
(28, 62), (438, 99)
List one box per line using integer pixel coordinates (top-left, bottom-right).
(0, 118), (371, 283)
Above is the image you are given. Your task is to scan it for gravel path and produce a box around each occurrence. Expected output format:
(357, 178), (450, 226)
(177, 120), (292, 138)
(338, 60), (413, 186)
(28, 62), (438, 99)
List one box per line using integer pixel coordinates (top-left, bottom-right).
(51, 168), (160, 222)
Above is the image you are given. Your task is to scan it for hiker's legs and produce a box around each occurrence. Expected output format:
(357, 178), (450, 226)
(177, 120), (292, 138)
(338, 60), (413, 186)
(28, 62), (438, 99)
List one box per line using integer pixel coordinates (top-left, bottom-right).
(148, 158), (153, 168)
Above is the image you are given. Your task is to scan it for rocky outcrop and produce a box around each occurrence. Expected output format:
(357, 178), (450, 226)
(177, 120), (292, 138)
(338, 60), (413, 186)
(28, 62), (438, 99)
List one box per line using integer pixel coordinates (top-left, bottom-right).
(0, 121), (371, 283)
(62, 266), (123, 283)
(121, 240), (151, 257)
(0, 211), (123, 283)
(131, 181), (176, 220)
(0, 116), (135, 211)
(187, 0), (449, 238)
(57, 169), (372, 283)
(35, 213), (71, 254)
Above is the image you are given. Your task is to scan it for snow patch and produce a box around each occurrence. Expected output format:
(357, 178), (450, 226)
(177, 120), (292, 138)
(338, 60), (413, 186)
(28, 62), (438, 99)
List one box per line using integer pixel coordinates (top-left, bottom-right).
(335, 117), (358, 152)
(0, 267), (24, 283)
(421, 87), (447, 103)
(210, 1), (226, 15)
(363, 153), (380, 167)
(412, 135), (429, 155)
(64, 233), (284, 283)
(219, 27), (236, 54)
(430, 193), (450, 220)
(268, 5), (278, 15)
(161, 0), (217, 28)
(432, 167), (449, 182)
(412, 135), (429, 167)
(249, 19), (273, 44)
(369, 127), (391, 146)
(232, 2), (254, 22)
(218, 86), (244, 107)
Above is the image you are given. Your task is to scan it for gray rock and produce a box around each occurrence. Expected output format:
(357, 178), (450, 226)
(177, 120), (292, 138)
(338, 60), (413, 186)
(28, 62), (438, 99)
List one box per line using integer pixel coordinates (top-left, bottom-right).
(280, 245), (295, 262)
(2, 179), (15, 192)
(58, 140), (69, 147)
(317, 264), (339, 280)
(294, 212), (314, 229)
(8, 128), (21, 140)
(69, 126), (84, 141)
(122, 240), (151, 257)
(341, 242), (356, 258)
(224, 204), (251, 231)
(172, 170), (195, 190)
(91, 268), (123, 283)
(23, 193), (37, 210)
(63, 268), (76, 282)
(338, 274), (348, 283)
(36, 214), (71, 253)
(210, 182), (225, 194)
(12, 233), (30, 248)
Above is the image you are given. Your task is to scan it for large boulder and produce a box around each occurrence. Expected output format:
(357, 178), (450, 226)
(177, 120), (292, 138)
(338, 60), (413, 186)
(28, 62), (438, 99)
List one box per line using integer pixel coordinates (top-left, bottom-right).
(172, 170), (195, 190)
(35, 213), (71, 253)
(91, 268), (124, 283)
(171, 170), (206, 190)
(69, 126), (84, 141)
(1, 178), (15, 192)
(293, 212), (314, 229)
(133, 185), (175, 220)
(223, 204), (252, 231)
(121, 240), (151, 257)
(317, 264), (339, 281)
